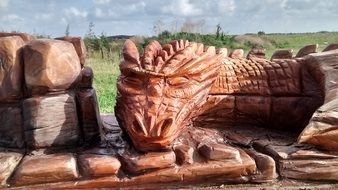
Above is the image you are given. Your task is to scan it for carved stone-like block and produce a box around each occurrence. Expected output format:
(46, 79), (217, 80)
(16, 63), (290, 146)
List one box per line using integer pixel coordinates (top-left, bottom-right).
(78, 66), (93, 88)
(23, 39), (81, 95)
(55, 36), (87, 66)
(76, 88), (101, 142)
(0, 36), (25, 102)
(198, 142), (240, 161)
(298, 100), (338, 150)
(279, 159), (338, 181)
(121, 151), (176, 174)
(174, 144), (194, 165)
(0, 32), (34, 43)
(0, 105), (24, 148)
(0, 152), (23, 186)
(246, 150), (277, 183)
(78, 154), (121, 177)
(23, 92), (79, 148)
(12, 154), (79, 186)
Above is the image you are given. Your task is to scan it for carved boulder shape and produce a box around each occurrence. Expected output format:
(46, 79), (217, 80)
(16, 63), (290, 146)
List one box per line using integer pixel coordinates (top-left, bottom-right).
(0, 32), (34, 43)
(0, 36), (25, 102)
(23, 39), (81, 95)
(55, 36), (87, 66)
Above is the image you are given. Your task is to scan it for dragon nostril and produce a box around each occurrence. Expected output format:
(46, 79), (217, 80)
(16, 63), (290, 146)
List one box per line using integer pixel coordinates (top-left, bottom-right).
(133, 120), (143, 134)
(160, 118), (173, 135)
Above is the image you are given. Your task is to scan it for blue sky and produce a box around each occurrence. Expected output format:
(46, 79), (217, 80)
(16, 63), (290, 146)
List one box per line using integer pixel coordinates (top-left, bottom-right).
(0, 0), (338, 37)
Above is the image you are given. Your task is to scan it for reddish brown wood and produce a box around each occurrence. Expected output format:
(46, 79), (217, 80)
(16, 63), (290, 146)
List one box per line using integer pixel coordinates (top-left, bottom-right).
(121, 151), (176, 174)
(0, 32), (34, 43)
(76, 88), (101, 142)
(0, 105), (24, 148)
(11, 154), (79, 186)
(0, 36), (25, 102)
(23, 92), (79, 148)
(198, 142), (240, 161)
(115, 40), (224, 151)
(173, 144), (194, 165)
(55, 36), (87, 66)
(0, 152), (22, 186)
(78, 154), (121, 177)
(270, 49), (293, 60)
(23, 39), (81, 95)
(295, 44), (318, 57)
(78, 66), (93, 88)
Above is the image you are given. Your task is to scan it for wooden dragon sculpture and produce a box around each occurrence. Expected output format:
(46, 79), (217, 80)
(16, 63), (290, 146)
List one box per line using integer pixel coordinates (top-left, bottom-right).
(116, 39), (338, 152)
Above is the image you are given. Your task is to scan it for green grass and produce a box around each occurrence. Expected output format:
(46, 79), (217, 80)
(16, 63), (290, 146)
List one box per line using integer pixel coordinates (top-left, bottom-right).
(86, 51), (120, 113)
(88, 32), (338, 113)
(262, 32), (338, 57)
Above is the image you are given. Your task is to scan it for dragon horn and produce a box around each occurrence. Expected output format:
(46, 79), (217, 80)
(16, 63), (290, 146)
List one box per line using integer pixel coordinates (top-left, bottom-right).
(121, 39), (140, 70)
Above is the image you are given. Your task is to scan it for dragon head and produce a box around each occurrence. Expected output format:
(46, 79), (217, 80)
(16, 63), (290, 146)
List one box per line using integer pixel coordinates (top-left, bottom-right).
(115, 39), (223, 151)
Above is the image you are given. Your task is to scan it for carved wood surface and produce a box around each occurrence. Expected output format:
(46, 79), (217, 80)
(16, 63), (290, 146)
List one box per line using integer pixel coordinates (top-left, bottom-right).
(0, 105), (24, 148)
(23, 92), (79, 148)
(0, 36), (25, 102)
(116, 40), (338, 152)
(116, 39), (224, 151)
(23, 39), (81, 95)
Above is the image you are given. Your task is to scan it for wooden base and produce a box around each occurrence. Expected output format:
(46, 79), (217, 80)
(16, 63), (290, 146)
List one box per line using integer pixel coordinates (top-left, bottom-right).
(2, 115), (338, 189)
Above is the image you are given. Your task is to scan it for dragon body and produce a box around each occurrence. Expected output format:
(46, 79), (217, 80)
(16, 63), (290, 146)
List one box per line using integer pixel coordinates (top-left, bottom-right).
(116, 39), (338, 152)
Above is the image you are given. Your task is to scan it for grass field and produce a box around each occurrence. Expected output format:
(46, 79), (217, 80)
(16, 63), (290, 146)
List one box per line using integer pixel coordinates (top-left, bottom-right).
(89, 32), (338, 113)
(86, 52), (120, 113)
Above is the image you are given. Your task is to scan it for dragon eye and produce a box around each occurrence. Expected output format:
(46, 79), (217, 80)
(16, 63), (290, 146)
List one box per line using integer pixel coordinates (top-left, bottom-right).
(167, 77), (189, 86)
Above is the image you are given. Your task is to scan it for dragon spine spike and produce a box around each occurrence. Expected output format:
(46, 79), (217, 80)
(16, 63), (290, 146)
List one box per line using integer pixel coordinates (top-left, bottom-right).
(142, 40), (162, 71)
(229, 49), (244, 58)
(121, 39), (141, 71)
(196, 43), (204, 55)
(205, 46), (216, 55)
(323, 43), (338, 52)
(295, 44), (318, 57)
(217, 48), (228, 56)
(247, 48), (266, 59)
(270, 49), (293, 60)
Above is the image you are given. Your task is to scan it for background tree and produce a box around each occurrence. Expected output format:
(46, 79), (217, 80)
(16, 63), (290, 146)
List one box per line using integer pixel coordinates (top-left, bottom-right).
(65, 24), (70, 36)
(153, 19), (165, 36)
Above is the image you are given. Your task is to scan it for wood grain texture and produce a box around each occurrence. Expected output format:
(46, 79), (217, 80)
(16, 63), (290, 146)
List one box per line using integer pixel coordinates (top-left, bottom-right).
(0, 105), (24, 148)
(0, 36), (25, 102)
(76, 88), (101, 142)
(23, 39), (81, 95)
(55, 36), (87, 66)
(115, 40), (224, 151)
(0, 32), (34, 43)
(23, 92), (79, 148)
(12, 154), (79, 186)
(0, 152), (22, 186)
(78, 154), (121, 177)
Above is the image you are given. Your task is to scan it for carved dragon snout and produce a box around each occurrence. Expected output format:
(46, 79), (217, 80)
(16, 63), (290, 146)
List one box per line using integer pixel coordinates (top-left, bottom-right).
(115, 39), (224, 151)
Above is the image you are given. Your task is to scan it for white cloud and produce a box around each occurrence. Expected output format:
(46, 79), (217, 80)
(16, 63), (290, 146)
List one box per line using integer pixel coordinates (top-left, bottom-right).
(1, 14), (23, 22)
(0, 0), (9, 8)
(161, 0), (202, 16)
(64, 7), (88, 18)
(217, 0), (236, 13)
(34, 13), (53, 21)
(93, 0), (111, 5)
(1, 0), (338, 37)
